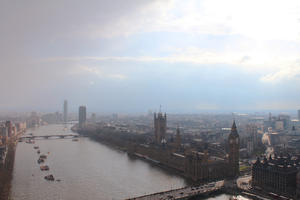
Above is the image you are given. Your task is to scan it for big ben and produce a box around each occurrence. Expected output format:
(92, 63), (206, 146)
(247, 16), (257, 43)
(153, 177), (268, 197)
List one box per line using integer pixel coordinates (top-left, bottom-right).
(228, 120), (240, 177)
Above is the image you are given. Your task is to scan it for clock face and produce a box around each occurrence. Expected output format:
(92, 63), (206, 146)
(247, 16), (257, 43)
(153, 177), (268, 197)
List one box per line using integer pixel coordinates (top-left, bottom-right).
(230, 139), (234, 144)
(236, 138), (239, 143)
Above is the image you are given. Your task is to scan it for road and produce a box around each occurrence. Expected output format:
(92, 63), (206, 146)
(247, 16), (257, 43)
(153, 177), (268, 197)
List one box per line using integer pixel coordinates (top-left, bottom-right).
(128, 181), (224, 200)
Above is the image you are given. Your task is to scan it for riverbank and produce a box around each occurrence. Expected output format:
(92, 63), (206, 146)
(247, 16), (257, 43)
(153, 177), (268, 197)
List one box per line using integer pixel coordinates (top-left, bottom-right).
(73, 126), (191, 180)
(11, 124), (188, 200)
(73, 125), (231, 185)
(0, 140), (17, 200)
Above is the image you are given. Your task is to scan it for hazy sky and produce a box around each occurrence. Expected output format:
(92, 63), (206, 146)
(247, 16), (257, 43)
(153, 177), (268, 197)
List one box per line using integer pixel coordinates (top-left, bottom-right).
(1, 0), (300, 113)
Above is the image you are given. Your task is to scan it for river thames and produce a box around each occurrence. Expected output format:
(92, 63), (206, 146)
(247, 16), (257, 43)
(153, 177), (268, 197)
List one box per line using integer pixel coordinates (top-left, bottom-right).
(10, 124), (233, 200)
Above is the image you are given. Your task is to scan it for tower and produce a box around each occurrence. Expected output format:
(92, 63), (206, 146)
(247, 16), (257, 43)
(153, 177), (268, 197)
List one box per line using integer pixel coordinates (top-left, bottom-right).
(228, 120), (240, 177)
(63, 100), (68, 123)
(175, 126), (181, 149)
(296, 171), (300, 199)
(78, 106), (86, 128)
(154, 112), (167, 144)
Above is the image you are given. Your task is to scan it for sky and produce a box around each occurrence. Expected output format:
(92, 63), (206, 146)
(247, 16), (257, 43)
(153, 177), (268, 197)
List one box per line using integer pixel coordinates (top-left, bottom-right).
(0, 0), (300, 114)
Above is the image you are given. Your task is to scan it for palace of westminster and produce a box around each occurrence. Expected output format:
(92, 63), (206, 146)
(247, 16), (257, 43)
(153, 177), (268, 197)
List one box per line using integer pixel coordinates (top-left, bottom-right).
(77, 108), (300, 198)
(129, 111), (240, 182)
(131, 111), (300, 198)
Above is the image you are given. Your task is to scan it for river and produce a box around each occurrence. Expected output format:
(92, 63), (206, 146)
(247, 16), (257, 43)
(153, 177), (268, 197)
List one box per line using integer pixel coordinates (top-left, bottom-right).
(10, 124), (233, 200)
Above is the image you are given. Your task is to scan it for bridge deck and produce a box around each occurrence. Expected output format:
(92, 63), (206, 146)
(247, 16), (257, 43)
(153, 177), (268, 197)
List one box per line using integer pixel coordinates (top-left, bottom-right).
(19, 134), (82, 140)
(127, 181), (224, 200)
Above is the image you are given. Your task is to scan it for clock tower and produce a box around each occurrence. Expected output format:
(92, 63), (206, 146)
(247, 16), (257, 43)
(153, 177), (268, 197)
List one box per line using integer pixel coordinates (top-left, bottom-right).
(228, 120), (240, 177)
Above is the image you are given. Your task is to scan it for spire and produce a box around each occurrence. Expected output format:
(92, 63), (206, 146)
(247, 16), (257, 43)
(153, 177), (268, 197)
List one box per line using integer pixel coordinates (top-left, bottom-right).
(232, 120), (237, 130)
(229, 120), (239, 138)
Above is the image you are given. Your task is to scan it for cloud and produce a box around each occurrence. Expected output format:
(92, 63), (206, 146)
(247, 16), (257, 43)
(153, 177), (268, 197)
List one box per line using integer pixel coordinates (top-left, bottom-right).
(260, 61), (300, 83)
(44, 46), (299, 74)
(0, 0), (300, 112)
(79, 65), (127, 80)
(80, 0), (300, 42)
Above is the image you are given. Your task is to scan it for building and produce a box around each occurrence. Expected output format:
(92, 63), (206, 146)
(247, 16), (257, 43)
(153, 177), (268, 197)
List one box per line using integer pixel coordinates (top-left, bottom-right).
(154, 112), (167, 144)
(91, 113), (96, 123)
(79, 106), (87, 128)
(5, 121), (13, 137)
(41, 112), (62, 124)
(247, 140), (253, 155)
(245, 124), (258, 155)
(175, 126), (181, 150)
(0, 126), (8, 145)
(183, 121), (240, 181)
(63, 100), (68, 123)
(228, 121), (240, 177)
(27, 112), (41, 128)
(252, 154), (300, 198)
(275, 120), (284, 131)
(246, 124), (258, 147)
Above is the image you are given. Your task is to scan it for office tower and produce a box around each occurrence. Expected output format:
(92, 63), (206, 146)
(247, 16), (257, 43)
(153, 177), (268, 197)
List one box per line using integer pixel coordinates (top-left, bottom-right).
(246, 124), (258, 148)
(79, 106), (86, 128)
(63, 100), (68, 123)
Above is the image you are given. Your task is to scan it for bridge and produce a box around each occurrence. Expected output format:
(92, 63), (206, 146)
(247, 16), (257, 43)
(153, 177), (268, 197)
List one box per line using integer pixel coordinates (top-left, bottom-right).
(19, 134), (83, 140)
(126, 181), (224, 200)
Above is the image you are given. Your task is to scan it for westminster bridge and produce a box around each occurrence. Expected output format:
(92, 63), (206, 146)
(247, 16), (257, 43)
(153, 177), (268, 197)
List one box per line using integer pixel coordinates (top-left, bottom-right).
(126, 181), (224, 200)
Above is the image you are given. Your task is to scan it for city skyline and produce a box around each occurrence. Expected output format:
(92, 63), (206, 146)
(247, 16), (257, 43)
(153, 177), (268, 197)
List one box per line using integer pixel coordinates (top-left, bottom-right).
(2, 1), (300, 200)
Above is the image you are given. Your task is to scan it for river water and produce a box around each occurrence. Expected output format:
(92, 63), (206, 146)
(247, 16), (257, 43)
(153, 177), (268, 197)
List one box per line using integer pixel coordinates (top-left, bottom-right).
(10, 124), (232, 200)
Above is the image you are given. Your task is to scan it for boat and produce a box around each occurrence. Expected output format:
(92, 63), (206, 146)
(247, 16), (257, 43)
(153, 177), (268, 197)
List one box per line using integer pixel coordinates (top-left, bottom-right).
(44, 174), (55, 181)
(40, 165), (49, 171)
(38, 158), (44, 164)
(39, 154), (47, 159)
(26, 139), (35, 144)
(72, 138), (79, 142)
(34, 146), (39, 149)
(37, 150), (40, 154)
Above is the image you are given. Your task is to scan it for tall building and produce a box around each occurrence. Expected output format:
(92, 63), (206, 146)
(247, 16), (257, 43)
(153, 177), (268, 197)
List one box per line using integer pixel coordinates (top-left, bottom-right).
(78, 106), (86, 128)
(154, 112), (167, 144)
(228, 121), (240, 177)
(298, 110), (300, 121)
(63, 100), (68, 123)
